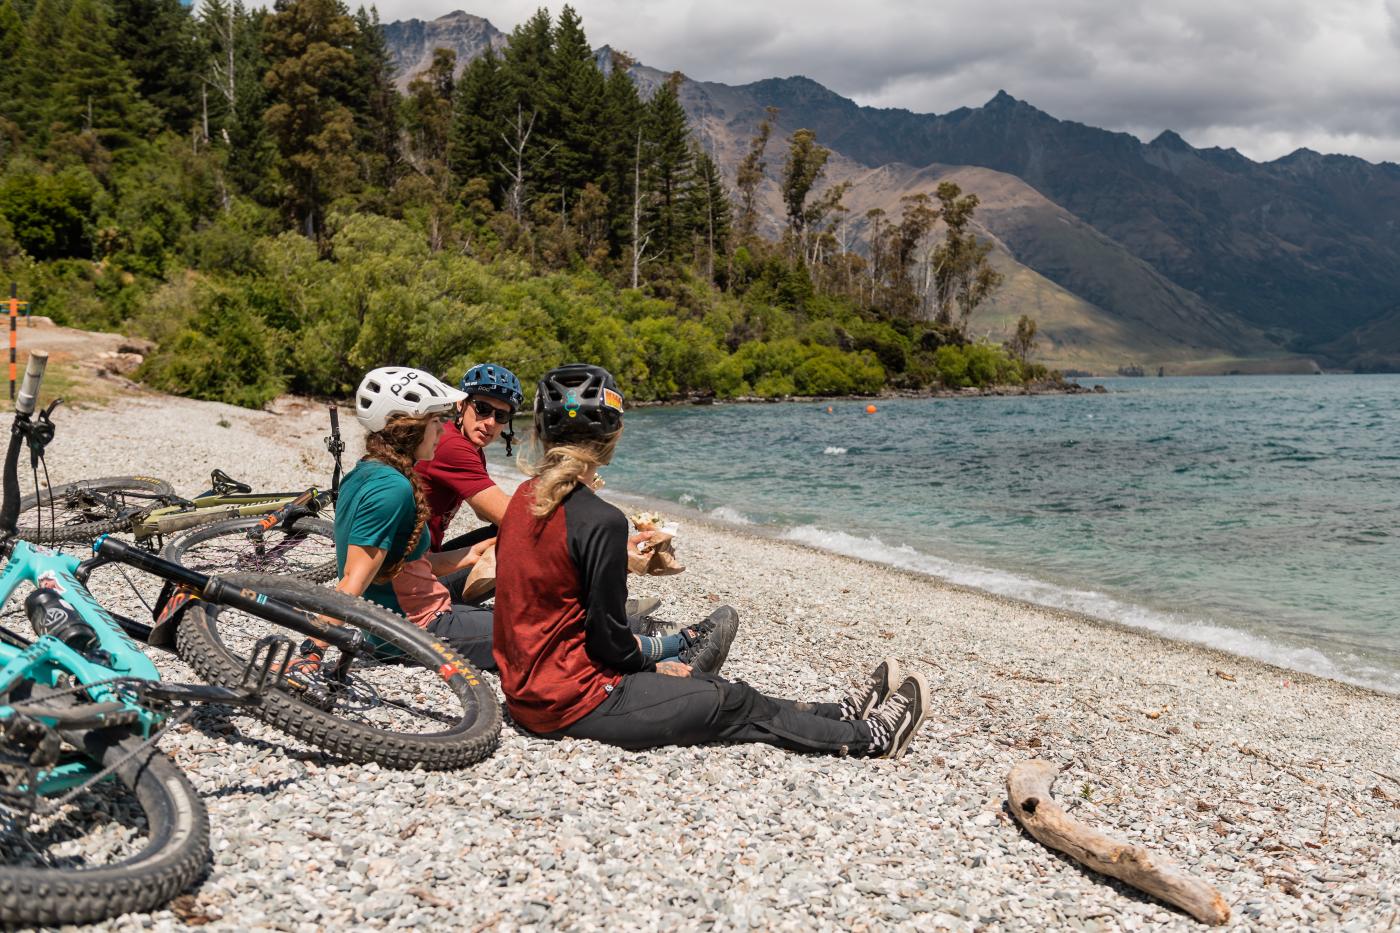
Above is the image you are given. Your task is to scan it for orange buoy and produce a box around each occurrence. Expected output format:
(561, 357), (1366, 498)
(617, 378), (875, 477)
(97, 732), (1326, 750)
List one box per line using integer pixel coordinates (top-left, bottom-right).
(866, 404), (878, 414)
(826, 406), (833, 413)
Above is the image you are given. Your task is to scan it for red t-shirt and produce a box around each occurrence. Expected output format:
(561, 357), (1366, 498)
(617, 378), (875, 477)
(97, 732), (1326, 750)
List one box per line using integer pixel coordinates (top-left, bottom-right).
(414, 428), (497, 550)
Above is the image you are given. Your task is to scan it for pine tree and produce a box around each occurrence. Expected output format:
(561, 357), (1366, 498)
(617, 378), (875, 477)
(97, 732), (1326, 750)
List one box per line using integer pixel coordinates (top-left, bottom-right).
(450, 47), (508, 196)
(349, 5), (400, 189)
(0, 0), (24, 104)
(110, 0), (200, 131)
(501, 8), (554, 123)
(598, 52), (642, 248)
(262, 0), (361, 238)
(495, 7), (556, 217)
(12, 0), (68, 141)
(548, 5), (604, 198)
(402, 47), (454, 173)
(641, 74), (694, 263)
(49, 0), (156, 150)
(688, 144), (731, 281)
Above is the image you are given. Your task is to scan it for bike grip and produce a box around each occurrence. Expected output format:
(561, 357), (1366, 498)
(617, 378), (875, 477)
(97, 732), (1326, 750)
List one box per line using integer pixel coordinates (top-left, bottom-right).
(328, 405), (339, 430)
(16, 350), (47, 416)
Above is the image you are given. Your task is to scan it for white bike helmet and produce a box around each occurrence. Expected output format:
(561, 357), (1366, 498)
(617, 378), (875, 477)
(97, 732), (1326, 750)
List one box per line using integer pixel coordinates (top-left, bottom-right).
(355, 367), (466, 432)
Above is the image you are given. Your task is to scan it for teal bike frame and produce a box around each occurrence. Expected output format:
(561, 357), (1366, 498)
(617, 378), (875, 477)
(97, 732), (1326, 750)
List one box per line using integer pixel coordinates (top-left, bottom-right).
(0, 542), (163, 794)
(0, 353), (310, 804)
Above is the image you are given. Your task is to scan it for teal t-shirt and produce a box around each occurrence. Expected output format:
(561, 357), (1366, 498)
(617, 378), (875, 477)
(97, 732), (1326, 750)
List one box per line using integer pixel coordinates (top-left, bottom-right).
(334, 460), (429, 615)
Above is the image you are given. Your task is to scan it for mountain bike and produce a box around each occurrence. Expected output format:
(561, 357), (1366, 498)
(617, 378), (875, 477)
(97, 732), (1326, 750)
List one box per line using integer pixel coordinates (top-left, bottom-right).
(14, 406), (347, 554)
(2, 356), (502, 922)
(0, 353), (292, 925)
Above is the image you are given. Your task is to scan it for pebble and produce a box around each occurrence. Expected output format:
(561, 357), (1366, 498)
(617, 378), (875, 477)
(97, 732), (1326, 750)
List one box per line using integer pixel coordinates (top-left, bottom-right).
(17, 393), (1400, 931)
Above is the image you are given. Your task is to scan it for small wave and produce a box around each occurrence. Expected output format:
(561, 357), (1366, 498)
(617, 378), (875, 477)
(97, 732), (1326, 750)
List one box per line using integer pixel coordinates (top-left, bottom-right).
(708, 506), (753, 525)
(823, 446), (847, 455)
(778, 525), (1400, 695)
(678, 493), (698, 507)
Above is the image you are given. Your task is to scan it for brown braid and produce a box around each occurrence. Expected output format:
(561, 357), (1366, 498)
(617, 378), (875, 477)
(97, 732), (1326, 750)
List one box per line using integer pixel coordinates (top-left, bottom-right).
(363, 413), (434, 581)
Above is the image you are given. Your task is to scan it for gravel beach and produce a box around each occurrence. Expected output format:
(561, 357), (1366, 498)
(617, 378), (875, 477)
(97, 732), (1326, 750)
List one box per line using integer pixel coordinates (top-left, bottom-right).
(10, 386), (1399, 932)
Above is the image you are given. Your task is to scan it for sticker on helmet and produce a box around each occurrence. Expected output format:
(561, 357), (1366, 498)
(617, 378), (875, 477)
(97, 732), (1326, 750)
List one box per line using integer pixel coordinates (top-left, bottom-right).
(565, 390), (580, 417)
(602, 388), (623, 411)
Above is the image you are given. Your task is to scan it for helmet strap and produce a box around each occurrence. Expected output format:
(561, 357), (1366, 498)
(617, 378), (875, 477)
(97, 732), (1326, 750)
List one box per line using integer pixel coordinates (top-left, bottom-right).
(503, 424), (515, 457)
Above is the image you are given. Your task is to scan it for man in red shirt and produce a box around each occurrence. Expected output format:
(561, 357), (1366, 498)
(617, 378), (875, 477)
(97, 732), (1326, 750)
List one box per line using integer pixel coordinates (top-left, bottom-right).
(415, 363), (518, 555)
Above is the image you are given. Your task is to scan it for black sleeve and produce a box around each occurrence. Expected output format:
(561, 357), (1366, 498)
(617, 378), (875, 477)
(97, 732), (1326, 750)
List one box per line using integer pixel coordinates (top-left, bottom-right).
(564, 488), (653, 674)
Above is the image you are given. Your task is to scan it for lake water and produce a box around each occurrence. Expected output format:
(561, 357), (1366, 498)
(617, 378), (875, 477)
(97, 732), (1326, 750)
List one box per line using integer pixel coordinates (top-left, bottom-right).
(599, 375), (1400, 694)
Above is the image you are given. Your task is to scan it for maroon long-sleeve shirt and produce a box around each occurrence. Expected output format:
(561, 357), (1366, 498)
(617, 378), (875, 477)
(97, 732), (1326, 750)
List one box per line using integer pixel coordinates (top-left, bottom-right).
(492, 479), (652, 733)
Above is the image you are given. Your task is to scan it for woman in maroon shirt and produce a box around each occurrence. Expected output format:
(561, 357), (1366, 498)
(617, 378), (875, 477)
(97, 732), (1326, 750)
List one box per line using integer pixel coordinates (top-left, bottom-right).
(492, 364), (932, 758)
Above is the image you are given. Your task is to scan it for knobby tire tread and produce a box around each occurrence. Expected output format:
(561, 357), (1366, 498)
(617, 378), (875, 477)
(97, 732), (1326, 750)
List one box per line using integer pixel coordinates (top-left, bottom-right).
(0, 734), (209, 927)
(174, 573), (501, 771)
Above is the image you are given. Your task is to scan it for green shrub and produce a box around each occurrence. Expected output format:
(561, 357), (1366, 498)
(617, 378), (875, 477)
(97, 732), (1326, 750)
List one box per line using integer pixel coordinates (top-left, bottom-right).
(0, 165), (102, 260)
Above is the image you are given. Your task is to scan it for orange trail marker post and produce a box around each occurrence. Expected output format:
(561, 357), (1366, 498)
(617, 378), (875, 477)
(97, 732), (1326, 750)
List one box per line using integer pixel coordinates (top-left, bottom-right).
(8, 283), (17, 401)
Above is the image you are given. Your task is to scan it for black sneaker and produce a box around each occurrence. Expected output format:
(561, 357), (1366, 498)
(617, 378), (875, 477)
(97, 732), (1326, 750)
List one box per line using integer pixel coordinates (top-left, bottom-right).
(840, 657), (902, 721)
(677, 606), (739, 674)
(865, 673), (930, 760)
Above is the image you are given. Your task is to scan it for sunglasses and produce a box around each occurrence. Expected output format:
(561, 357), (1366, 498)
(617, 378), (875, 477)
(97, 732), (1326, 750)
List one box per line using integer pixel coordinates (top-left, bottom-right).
(468, 399), (513, 425)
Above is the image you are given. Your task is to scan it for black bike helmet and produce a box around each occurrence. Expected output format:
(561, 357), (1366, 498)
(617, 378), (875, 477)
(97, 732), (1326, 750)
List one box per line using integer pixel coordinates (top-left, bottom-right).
(534, 364), (624, 442)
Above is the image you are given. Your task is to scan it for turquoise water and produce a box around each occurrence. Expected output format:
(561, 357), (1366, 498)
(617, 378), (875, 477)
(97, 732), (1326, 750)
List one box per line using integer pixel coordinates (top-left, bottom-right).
(602, 376), (1400, 694)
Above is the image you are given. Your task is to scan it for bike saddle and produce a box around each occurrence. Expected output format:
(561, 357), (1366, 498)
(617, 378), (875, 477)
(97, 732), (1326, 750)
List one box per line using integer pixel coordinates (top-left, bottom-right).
(209, 469), (253, 495)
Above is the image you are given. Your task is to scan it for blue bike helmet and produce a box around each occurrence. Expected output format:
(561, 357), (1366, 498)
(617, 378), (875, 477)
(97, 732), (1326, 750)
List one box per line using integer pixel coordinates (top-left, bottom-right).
(458, 363), (523, 455)
(459, 363), (524, 409)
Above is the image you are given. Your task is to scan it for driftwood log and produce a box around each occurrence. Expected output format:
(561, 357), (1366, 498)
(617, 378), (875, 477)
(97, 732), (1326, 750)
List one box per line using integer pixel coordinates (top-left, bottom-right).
(1006, 759), (1230, 925)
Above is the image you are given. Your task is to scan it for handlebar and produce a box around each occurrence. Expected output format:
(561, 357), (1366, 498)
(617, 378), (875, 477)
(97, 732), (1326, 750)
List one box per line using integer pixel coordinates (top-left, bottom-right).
(16, 351), (46, 417)
(1, 352), (48, 541)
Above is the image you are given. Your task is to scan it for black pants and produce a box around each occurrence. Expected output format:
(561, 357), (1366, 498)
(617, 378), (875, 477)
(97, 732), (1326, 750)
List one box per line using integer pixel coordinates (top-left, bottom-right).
(548, 672), (873, 757)
(438, 526), (498, 604)
(425, 604), (496, 672)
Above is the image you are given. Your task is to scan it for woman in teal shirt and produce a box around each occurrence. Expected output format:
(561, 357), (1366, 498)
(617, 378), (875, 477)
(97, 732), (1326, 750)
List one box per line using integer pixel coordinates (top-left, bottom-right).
(292, 367), (496, 678)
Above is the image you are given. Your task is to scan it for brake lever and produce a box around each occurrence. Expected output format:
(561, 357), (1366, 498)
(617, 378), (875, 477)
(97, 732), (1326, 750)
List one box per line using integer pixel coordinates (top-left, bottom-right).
(26, 399), (60, 469)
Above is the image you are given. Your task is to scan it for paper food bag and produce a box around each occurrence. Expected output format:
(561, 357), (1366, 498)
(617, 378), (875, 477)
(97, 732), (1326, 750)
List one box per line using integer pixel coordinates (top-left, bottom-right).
(627, 512), (685, 576)
(461, 544), (497, 602)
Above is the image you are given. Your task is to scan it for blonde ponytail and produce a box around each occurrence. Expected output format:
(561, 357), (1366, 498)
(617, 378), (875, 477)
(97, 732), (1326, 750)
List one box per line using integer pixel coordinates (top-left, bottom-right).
(518, 430), (621, 518)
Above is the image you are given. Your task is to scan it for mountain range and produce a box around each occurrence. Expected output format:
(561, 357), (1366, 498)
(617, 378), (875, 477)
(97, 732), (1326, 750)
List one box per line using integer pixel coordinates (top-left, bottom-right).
(381, 11), (1400, 374)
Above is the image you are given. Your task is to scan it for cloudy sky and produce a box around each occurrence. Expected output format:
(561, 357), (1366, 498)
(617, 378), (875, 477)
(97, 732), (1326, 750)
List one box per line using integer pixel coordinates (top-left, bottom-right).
(367, 0), (1400, 164)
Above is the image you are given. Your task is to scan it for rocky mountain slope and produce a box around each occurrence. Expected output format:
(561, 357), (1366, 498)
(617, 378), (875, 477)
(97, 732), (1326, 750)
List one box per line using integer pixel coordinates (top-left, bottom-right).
(382, 12), (1400, 372)
(381, 11), (506, 92)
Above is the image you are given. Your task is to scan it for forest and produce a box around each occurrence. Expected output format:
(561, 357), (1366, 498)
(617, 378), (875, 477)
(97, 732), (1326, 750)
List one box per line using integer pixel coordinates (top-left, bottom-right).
(0, 0), (1050, 406)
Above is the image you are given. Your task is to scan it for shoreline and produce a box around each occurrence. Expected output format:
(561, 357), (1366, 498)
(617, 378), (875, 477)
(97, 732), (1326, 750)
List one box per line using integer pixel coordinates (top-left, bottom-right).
(600, 483), (1400, 701)
(627, 378), (1100, 408)
(23, 392), (1400, 929)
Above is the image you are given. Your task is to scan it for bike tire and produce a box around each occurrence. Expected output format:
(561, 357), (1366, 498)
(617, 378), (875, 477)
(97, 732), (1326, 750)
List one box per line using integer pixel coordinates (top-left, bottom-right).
(175, 572), (501, 771)
(16, 475), (175, 544)
(161, 516), (338, 584)
(0, 732), (209, 927)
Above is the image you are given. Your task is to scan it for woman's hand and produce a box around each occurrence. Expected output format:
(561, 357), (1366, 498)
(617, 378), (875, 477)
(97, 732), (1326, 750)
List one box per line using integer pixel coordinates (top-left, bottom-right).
(466, 537), (496, 565)
(428, 537), (496, 577)
(628, 530), (656, 553)
(655, 660), (691, 678)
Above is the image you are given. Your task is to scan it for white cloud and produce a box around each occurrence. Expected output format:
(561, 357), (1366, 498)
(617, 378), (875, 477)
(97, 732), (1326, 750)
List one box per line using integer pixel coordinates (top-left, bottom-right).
(345, 0), (1400, 162)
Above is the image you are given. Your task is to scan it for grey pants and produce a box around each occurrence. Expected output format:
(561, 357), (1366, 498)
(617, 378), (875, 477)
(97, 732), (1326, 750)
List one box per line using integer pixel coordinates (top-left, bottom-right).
(425, 604), (495, 672)
(548, 672), (873, 757)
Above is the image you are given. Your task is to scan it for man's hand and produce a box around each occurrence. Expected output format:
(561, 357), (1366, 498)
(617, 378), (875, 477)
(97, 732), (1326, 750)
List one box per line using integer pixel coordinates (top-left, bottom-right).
(655, 660), (691, 678)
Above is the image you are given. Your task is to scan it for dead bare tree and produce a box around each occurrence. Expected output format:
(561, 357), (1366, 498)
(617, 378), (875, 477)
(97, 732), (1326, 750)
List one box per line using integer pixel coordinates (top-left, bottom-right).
(630, 128), (656, 288)
(499, 105), (538, 223)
